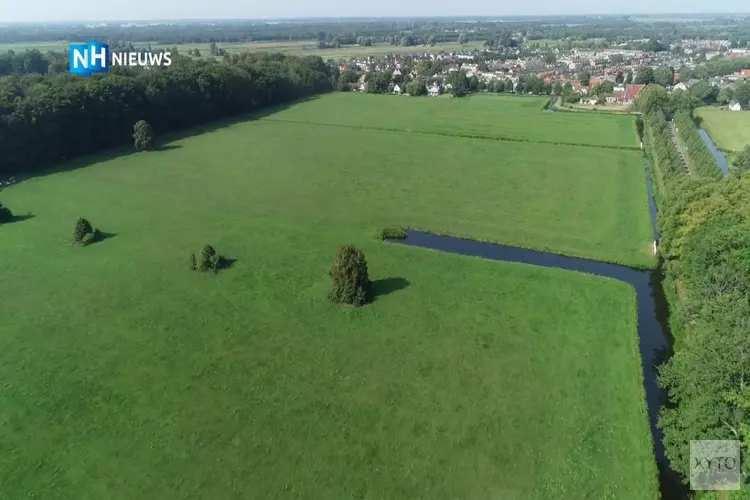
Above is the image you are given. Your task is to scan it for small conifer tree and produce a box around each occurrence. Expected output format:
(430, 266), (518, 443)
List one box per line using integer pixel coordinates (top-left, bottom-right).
(328, 245), (372, 306)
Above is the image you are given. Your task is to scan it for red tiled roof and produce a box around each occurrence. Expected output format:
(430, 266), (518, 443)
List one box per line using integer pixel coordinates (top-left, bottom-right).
(738, 69), (750, 78)
(625, 84), (646, 101)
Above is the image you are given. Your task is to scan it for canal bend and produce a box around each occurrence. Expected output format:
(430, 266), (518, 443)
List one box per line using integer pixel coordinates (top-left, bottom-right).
(387, 163), (686, 498)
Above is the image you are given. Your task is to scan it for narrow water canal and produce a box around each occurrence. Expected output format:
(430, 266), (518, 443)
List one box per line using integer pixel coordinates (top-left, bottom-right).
(697, 127), (730, 177)
(386, 162), (687, 498)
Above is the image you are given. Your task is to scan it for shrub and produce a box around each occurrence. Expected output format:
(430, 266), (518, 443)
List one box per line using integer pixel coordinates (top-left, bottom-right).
(81, 231), (97, 246)
(328, 245), (372, 306)
(198, 244), (220, 273)
(73, 217), (94, 243)
(378, 226), (407, 240)
(133, 120), (155, 151)
(0, 200), (12, 223)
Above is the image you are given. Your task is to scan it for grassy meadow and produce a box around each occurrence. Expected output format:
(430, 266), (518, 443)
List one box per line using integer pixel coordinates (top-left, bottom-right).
(0, 93), (657, 498)
(267, 93), (640, 149)
(696, 107), (750, 152)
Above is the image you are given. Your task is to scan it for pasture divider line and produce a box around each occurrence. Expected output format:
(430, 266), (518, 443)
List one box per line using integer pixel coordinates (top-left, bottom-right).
(260, 117), (642, 152)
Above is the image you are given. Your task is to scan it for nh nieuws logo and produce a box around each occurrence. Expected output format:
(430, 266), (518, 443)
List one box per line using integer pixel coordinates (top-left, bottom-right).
(69, 41), (172, 76)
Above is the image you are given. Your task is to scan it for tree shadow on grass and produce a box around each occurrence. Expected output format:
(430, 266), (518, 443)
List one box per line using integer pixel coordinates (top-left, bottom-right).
(154, 144), (182, 152)
(372, 277), (410, 300)
(217, 256), (238, 271)
(7, 94), (325, 186)
(96, 231), (117, 243)
(8, 213), (35, 224)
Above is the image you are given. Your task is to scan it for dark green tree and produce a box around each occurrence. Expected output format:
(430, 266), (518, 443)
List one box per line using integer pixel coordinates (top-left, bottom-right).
(635, 116), (644, 141)
(689, 81), (717, 104)
(198, 244), (220, 273)
(72, 217), (99, 245)
(579, 70), (591, 87)
(735, 82), (750, 108)
(328, 245), (372, 306)
(732, 145), (750, 175)
(405, 80), (426, 96)
(634, 67), (655, 85)
(133, 120), (155, 151)
(553, 81), (563, 95)
(446, 71), (470, 97)
(338, 70), (359, 91)
(653, 66), (675, 87)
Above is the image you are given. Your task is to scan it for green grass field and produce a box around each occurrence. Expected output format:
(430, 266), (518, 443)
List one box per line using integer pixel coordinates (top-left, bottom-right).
(0, 94), (657, 498)
(696, 107), (750, 152)
(267, 93), (640, 149)
(0, 40), (483, 59)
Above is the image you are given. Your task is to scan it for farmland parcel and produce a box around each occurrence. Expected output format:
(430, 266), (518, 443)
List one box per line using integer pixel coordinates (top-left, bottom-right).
(0, 94), (657, 499)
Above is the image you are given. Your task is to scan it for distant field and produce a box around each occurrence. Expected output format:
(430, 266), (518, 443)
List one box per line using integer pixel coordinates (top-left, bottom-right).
(267, 93), (640, 149)
(0, 40), (483, 59)
(525, 38), (607, 48)
(0, 41), (69, 52)
(696, 107), (750, 152)
(1, 100), (656, 497)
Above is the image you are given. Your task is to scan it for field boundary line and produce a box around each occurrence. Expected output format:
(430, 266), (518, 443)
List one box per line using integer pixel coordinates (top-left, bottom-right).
(260, 117), (641, 152)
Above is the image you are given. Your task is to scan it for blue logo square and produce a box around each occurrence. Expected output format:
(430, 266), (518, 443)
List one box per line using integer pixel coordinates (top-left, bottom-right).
(69, 41), (110, 77)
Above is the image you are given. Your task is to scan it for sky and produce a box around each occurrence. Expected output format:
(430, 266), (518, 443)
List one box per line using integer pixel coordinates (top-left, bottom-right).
(2, 0), (750, 23)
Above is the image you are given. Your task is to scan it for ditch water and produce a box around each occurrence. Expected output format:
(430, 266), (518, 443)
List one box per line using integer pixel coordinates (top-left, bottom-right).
(386, 163), (687, 499)
(697, 127), (730, 177)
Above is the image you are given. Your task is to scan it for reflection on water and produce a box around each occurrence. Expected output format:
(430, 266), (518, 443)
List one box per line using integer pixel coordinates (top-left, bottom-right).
(697, 128), (730, 177)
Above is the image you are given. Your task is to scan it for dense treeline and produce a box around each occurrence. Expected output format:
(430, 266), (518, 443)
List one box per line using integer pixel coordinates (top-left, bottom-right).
(7, 16), (750, 54)
(639, 86), (750, 493)
(673, 110), (723, 180)
(642, 107), (685, 199)
(0, 53), (336, 175)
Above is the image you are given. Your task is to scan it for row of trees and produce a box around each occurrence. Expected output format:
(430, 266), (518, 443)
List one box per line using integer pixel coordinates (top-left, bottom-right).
(673, 110), (724, 180)
(0, 53), (336, 175)
(639, 86), (750, 491)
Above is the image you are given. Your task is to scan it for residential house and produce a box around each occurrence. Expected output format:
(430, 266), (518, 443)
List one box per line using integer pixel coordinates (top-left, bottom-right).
(621, 83), (645, 104)
(673, 82), (688, 92)
(427, 84), (442, 97)
(729, 101), (743, 111)
(393, 84), (403, 95)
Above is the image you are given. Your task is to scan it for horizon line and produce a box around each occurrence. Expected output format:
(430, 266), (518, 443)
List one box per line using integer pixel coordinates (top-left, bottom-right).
(2, 11), (750, 25)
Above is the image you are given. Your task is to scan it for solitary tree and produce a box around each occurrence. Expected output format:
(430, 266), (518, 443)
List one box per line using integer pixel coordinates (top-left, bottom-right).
(133, 120), (154, 151)
(198, 244), (220, 273)
(328, 245), (372, 306)
(0, 200), (12, 223)
(73, 217), (99, 245)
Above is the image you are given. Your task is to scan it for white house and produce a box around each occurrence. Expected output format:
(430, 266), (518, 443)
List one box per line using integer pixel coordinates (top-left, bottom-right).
(427, 84), (441, 97)
(729, 101), (743, 111)
(393, 84), (402, 95)
(673, 82), (688, 92)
